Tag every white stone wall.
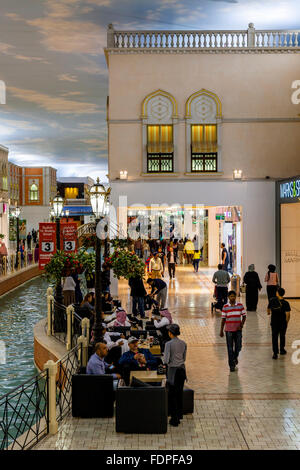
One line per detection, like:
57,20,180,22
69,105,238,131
20,206,51,234
108,53,300,180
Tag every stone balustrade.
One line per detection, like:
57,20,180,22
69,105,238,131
106,23,300,50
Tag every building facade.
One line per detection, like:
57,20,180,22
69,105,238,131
18,167,57,233
105,23,300,282
57,177,94,225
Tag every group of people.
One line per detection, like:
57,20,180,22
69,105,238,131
86,320,187,427
62,263,111,307
212,262,282,313
131,237,203,268
215,261,291,370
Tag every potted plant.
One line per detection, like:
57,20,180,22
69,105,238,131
109,248,145,280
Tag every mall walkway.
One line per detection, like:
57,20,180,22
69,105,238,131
35,266,300,450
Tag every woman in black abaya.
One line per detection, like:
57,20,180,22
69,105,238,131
243,264,262,311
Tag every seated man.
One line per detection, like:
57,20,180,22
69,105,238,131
101,326,129,355
119,336,158,385
86,341,121,389
153,308,173,352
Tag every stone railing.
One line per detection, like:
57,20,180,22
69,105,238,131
0,250,37,277
107,23,300,50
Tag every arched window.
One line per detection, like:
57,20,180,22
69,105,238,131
30,182,39,201
141,90,178,174
185,89,222,173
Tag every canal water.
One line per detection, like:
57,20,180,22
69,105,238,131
0,276,48,398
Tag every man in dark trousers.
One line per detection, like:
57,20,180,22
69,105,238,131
26,232,32,250
220,290,247,372
129,276,146,318
163,324,187,427
147,277,168,309
221,243,229,271
268,287,291,359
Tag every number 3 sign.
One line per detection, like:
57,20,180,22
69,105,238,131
39,223,56,270
61,223,78,253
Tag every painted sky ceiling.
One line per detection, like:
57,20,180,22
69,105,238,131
0,0,299,181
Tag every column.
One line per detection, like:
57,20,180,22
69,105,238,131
208,207,220,267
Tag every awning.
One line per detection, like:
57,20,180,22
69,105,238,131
191,143,218,153
147,143,174,153
63,206,94,216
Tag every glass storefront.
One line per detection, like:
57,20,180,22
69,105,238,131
276,176,300,298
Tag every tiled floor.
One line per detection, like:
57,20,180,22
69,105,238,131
34,266,300,450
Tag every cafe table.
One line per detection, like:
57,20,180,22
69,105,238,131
138,339,161,356
129,370,166,383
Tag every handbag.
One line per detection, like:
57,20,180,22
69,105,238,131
240,283,246,294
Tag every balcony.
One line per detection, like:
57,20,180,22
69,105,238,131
65,198,89,206
106,23,300,51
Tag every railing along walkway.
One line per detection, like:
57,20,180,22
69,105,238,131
0,251,37,278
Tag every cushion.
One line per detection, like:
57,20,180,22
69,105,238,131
131,376,152,388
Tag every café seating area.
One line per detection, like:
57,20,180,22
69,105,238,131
71,299,194,434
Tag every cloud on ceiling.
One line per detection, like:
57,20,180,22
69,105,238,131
8,86,100,114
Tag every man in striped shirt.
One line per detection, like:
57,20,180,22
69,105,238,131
220,290,246,372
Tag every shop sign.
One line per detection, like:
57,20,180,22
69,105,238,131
19,220,27,240
39,222,56,270
60,223,78,253
8,218,26,241
280,178,300,201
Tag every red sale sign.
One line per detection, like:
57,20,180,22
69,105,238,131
39,223,56,270
60,223,78,253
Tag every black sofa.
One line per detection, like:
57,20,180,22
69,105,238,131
116,380,168,433
72,369,115,418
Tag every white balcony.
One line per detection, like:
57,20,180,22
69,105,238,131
65,198,88,206
107,23,300,51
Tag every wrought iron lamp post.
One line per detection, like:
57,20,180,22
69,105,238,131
52,193,64,305
89,178,110,343
14,207,21,269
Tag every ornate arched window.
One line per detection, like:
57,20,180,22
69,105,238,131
185,89,222,173
29,181,39,201
141,90,178,174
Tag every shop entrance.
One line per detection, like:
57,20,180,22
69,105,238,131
124,205,243,275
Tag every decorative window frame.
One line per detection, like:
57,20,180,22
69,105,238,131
141,89,178,174
29,179,39,202
185,89,222,173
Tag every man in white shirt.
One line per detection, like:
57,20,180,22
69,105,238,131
149,252,163,278
167,248,176,279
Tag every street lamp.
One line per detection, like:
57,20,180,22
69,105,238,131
50,207,55,222
14,207,21,269
52,193,64,305
89,178,110,344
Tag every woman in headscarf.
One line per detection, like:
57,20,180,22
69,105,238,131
243,264,262,311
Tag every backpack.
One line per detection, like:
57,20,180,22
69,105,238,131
269,297,286,321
